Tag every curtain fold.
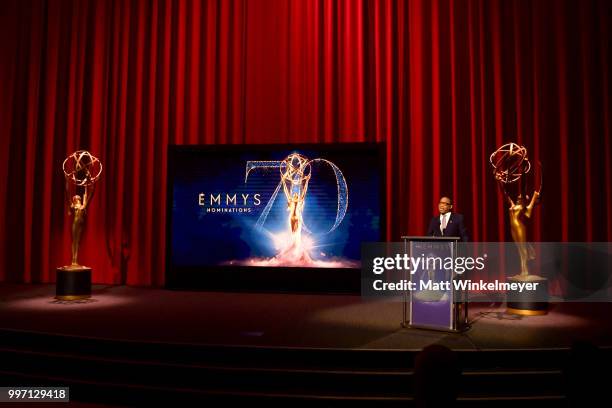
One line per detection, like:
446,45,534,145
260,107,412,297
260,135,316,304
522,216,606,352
1,0,610,285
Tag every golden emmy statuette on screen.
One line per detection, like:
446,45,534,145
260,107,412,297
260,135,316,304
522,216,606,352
490,143,548,315
278,153,312,263
56,150,102,301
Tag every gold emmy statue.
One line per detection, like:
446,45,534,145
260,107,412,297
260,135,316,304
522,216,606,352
56,150,102,300
279,153,312,262
490,142,547,315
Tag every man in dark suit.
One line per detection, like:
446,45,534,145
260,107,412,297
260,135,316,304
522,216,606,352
426,196,469,242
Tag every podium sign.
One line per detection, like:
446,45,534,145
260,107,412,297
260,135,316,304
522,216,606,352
401,236,467,332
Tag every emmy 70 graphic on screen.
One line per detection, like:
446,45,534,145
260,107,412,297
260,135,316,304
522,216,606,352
238,152,353,268
171,144,381,273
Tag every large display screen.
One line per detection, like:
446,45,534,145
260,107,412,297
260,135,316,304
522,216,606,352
166,143,384,291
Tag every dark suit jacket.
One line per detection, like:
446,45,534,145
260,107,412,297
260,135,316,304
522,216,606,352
426,213,469,242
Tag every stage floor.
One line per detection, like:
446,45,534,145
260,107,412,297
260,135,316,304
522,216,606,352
1,284,611,350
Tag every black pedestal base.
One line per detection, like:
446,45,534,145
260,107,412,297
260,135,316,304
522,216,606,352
506,276,548,316
56,266,92,300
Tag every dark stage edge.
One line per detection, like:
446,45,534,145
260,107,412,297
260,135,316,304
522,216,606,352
1,284,612,350
1,285,611,407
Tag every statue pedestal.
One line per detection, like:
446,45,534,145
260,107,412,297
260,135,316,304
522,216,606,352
506,275,548,316
56,266,91,300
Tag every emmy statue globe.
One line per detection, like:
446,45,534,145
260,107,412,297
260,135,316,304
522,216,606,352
56,150,102,300
490,143,548,315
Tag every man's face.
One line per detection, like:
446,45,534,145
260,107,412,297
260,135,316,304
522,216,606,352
438,197,453,215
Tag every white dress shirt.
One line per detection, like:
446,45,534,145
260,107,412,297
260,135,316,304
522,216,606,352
440,212,450,234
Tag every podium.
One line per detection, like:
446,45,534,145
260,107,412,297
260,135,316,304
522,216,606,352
400,236,468,332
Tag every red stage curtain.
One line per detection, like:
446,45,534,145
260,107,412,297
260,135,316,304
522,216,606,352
0,0,610,285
